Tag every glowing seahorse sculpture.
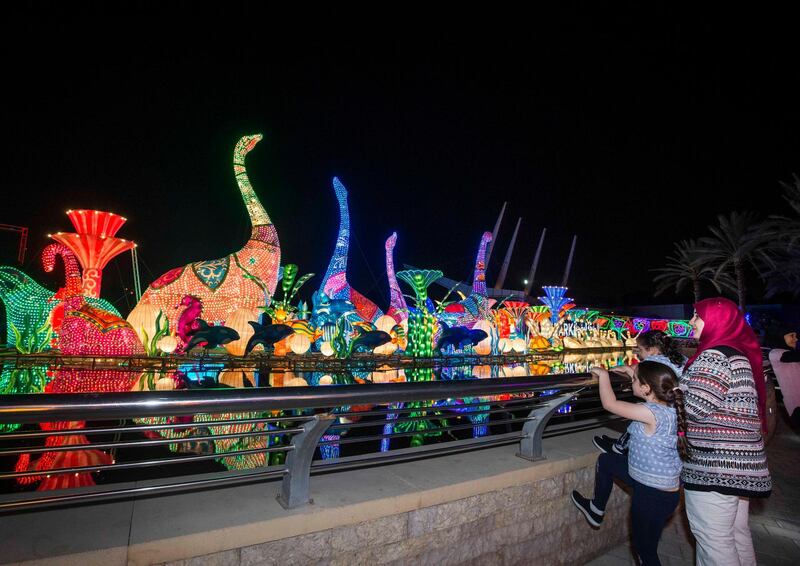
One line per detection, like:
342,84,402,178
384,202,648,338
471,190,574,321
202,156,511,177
443,231,493,328
385,232,408,324
315,177,383,323
135,134,280,329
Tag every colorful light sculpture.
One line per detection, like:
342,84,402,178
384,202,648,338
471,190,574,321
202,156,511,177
15,246,144,489
0,266,55,351
135,134,281,329
443,232,493,328
385,232,408,324
0,265,119,353
471,231,492,296
316,177,383,323
42,244,144,358
397,270,442,358
538,286,573,324
49,209,135,298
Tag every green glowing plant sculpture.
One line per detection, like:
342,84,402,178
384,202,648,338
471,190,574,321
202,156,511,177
10,315,52,355
0,367,49,432
258,264,315,324
397,270,442,358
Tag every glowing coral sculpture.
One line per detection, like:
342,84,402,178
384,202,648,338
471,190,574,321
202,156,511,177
538,286,573,324
50,209,135,298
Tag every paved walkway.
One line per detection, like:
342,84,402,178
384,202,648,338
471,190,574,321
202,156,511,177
585,415,800,565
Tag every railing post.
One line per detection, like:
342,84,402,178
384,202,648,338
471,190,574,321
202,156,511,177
517,389,582,461
277,413,335,509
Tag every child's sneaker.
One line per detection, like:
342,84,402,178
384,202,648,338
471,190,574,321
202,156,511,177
613,432,630,454
593,434,627,455
592,435,615,454
571,490,604,528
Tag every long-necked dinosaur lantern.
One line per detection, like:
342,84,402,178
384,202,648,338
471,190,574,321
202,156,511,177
1,134,695,364
134,134,280,330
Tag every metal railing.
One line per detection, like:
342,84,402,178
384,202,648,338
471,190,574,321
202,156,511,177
0,372,628,512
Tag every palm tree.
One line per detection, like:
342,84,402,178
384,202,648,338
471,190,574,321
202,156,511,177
756,176,800,298
697,211,767,310
653,239,734,303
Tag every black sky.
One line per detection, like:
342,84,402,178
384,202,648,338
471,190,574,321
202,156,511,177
2,24,798,313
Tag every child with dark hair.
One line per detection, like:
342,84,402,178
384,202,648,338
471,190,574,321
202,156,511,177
593,330,687,455
571,361,688,566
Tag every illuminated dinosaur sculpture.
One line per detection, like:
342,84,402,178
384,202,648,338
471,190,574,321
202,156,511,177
385,232,408,324
314,177,383,323
135,134,280,329
442,231,493,328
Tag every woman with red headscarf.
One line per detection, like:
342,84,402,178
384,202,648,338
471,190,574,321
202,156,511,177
682,297,771,566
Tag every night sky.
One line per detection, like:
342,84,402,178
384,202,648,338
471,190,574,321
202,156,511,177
3,26,798,314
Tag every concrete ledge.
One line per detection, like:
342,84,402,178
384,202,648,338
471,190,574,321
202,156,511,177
1,424,627,566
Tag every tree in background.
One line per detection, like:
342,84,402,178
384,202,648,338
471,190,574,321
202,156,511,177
653,239,734,303
697,211,769,310
757,176,800,299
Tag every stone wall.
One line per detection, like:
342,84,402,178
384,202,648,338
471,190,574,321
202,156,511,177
161,464,632,566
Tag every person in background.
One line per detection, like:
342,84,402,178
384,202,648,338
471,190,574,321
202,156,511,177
682,297,771,566
780,330,799,362
571,361,688,566
593,330,687,455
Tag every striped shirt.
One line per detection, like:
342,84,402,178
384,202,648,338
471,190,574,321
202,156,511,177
681,347,771,497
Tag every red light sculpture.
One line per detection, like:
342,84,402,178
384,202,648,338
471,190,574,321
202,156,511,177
49,209,135,298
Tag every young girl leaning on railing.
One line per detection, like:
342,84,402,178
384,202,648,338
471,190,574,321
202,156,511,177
570,361,689,566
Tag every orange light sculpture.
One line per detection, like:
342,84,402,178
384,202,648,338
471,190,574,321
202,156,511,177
50,209,135,298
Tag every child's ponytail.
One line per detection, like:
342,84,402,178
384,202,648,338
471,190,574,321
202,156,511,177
670,387,690,462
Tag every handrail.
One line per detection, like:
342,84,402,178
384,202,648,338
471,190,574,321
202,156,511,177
0,373,595,423
0,371,616,511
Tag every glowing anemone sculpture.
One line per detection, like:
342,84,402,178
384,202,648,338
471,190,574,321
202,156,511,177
49,210,135,298
499,300,529,338
397,269,442,358
538,286,573,324
135,134,281,329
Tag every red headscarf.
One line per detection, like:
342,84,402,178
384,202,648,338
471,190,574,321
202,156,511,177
685,297,766,433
